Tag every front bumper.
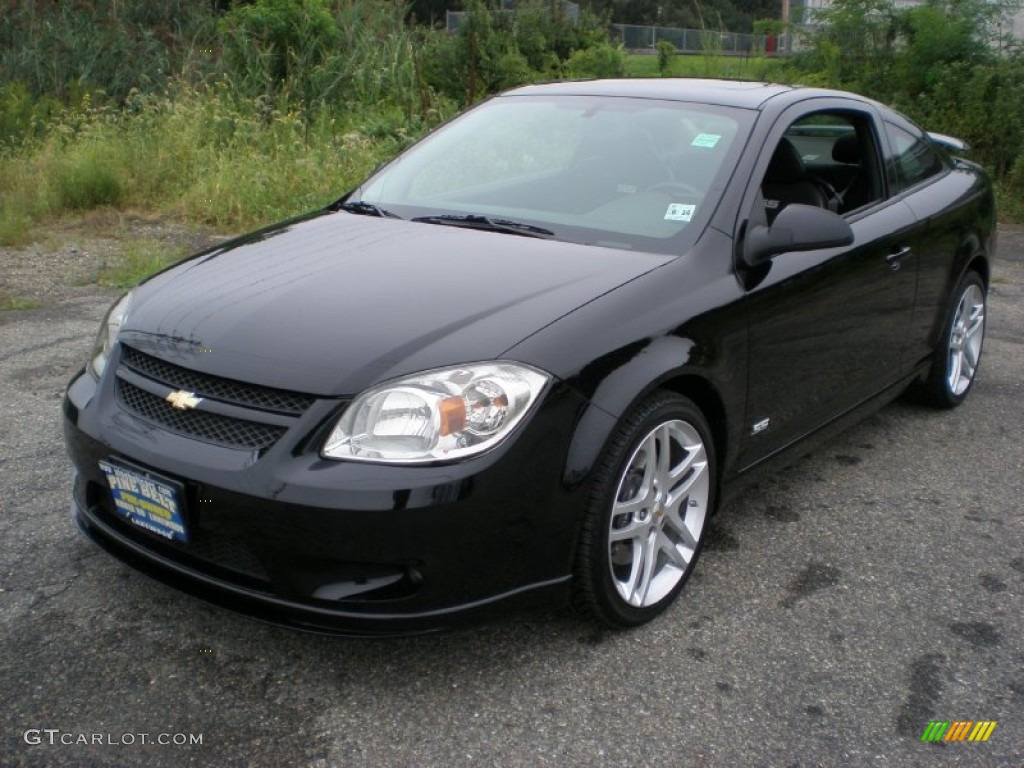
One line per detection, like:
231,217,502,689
63,368,589,635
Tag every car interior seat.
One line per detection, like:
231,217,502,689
832,132,872,213
762,138,839,223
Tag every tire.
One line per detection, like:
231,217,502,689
912,270,987,409
573,391,715,628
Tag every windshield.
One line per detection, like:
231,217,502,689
352,94,753,255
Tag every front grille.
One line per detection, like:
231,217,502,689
117,379,287,450
85,479,272,587
187,531,270,582
121,345,315,415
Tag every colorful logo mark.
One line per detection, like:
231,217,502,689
920,721,997,742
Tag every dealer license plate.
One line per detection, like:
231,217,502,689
99,459,188,543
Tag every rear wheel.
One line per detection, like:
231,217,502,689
573,392,714,628
912,270,986,408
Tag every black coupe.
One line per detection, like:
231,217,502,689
63,79,994,634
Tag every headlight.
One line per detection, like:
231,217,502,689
89,291,133,378
322,362,551,463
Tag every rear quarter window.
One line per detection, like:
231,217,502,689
885,122,946,191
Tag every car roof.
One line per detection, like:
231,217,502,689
504,78,855,111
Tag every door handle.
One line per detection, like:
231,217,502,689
886,246,912,270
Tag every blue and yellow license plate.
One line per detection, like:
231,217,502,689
99,459,188,543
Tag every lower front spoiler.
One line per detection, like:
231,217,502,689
73,498,572,637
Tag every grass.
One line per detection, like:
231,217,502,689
996,183,1024,224
96,238,190,289
0,294,41,311
0,199,32,246
624,52,789,81
0,84,428,250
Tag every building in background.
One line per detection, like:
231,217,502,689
792,0,1024,47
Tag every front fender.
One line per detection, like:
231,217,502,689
502,228,748,494
561,335,701,488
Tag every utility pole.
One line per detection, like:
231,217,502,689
782,0,791,55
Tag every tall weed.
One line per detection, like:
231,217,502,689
0,0,217,103
219,0,421,116
55,145,125,210
0,83,429,244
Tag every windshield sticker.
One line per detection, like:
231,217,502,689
691,133,721,149
665,203,696,222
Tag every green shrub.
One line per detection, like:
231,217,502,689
655,40,676,77
566,43,626,79
220,0,340,102
1006,152,1024,197
421,0,620,102
0,82,63,148
491,51,536,90
797,0,897,89
55,145,124,211
513,0,611,71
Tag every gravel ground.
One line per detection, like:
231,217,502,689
0,214,225,308
0,220,1021,767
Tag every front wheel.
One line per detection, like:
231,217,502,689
912,270,987,408
573,392,714,628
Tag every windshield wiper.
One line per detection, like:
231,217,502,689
411,214,554,239
334,200,400,218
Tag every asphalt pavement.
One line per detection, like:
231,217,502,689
1,229,1021,767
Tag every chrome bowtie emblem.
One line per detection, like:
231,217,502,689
166,390,202,410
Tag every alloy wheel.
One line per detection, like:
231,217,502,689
947,283,985,396
607,419,710,608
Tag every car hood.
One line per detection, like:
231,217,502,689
123,211,672,396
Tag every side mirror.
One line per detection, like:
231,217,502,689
742,204,854,267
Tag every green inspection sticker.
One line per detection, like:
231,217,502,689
691,133,721,149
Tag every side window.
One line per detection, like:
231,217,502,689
885,122,945,191
759,111,883,223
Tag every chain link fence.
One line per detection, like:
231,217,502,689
610,24,791,56
446,2,580,31
443,13,791,56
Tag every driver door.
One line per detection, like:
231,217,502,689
736,105,918,470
